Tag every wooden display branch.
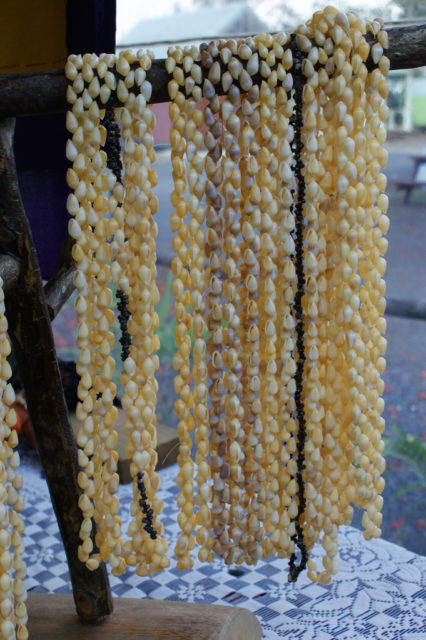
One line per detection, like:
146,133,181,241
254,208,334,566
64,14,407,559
43,234,76,319
0,19,425,638
0,118,113,623
27,594,262,640
0,23,425,119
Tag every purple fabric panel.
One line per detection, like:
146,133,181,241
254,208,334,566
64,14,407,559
15,114,69,280
14,0,116,280
66,0,116,55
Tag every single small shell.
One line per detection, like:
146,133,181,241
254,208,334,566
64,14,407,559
165,56,176,73
66,140,78,161
68,218,82,239
73,74,84,94
371,42,384,64
88,77,100,98
97,59,108,78
221,71,233,93
66,85,77,104
117,80,129,103
220,47,232,64
228,57,243,80
100,84,111,104
238,42,252,60
141,80,152,101
105,71,116,90
183,66,198,88
302,58,315,77
239,69,253,91
378,29,389,49
203,78,216,100
66,111,79,133
183,55,193,73
116,55,130,76
208,61,221,84
296,33,312,52
65,60,78,80
260,60,271,78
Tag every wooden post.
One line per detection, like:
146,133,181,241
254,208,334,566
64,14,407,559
0,117,113,622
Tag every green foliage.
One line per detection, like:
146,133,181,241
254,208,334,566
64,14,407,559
156,272,177,363
383,425,426,499
155,271,211,365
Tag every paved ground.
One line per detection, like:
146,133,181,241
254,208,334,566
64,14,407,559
385,134,426,302
383,131,426,449
154,138,426,304
51,133,426,556
368,134,426,554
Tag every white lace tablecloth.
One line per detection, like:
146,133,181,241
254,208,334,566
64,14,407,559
20,451,426,640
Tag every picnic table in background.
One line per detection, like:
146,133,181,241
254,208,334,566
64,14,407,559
394,154,426,202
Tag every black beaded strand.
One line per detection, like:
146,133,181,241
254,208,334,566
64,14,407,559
103,105,123,181
104,107,156,541
102,105,131,362
288,36,308,583
137,471,157,539
116,290,131,361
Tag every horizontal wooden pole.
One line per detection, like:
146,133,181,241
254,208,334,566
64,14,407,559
0,23,425,118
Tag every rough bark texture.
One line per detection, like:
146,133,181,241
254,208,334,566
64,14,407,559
0,117,112,623
44,234,76,320
0,254,20,291
0,23,425,118
378,22,426,70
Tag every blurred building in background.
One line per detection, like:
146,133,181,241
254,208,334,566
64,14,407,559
118,2,268,144
118,5,426,137
387,68,426,133
118,2,267,57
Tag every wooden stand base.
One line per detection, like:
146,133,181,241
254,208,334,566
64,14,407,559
27,593,262,639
